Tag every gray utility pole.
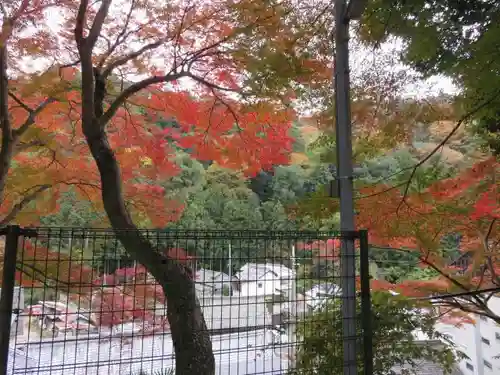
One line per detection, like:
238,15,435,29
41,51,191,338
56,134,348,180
333,1,367,375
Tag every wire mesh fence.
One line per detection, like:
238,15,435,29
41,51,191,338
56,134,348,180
0,226,371,375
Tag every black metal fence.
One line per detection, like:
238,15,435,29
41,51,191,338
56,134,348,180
0,226,372,375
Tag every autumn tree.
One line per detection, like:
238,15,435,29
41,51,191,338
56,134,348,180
1,2,184,227
0,1,59,224
356,157,500,322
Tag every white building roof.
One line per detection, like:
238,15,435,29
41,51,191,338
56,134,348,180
195,269,236,287
235,263,295,282
9,329,288,375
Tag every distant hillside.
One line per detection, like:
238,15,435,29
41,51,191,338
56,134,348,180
289,112,490,171
410,120,489,168
295,117,321,146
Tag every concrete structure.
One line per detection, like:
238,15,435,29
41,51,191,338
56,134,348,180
199,295,272,330
435,297,500,375
8,329,288,375
8,294,286,375
194,269,238,296
304,283,341,309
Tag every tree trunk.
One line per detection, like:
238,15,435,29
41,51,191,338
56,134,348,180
83,127,215,373
0,45,15,206
76,48,215,373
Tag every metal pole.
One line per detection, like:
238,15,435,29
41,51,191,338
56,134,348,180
0,225,21,375
359,230,373,375
288,244,297,368
334,1,358,374
227,243,232,276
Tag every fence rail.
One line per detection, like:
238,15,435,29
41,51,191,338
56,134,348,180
0,226,372,375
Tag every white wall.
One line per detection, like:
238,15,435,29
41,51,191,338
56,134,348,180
436,297,500,375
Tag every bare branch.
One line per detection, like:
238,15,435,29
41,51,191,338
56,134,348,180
97,0,136,70
87,0,112,48
0,42,13,202
99,71,185,127
172,5,196,68
14,97,57,137
0,184,51,225
15,139,46,153
59,60,81,71
484,218,500,286
185,71,242,94
8,91,32,112
74,0,89,44
486,218,497,243
102,38,166,78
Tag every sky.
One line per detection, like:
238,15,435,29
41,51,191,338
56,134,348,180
350,36,459,98
12,5,460,101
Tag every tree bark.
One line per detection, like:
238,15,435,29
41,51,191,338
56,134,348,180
83,124,215,374
76,39,215,375
0,45,15,206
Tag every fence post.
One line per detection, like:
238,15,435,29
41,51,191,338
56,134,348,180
0,225,21,375
359,230,373,375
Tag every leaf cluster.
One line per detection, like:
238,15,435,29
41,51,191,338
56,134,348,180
291,291,462,375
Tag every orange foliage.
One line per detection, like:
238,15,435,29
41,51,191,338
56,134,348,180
0,79,295,226
297,238,341,260
357,157,500,297
1,0,336,226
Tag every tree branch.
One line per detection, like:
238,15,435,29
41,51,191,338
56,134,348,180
97,0,136,71
15,139,46,153
396,90,500,213
0,43,13,204
8,91,32,112
102,38,167,78
0,184,51,225
99,71,185,127
74,0,89,44
87,0,112,48
13,97,57,137
484,218,499,286
185,71,242,94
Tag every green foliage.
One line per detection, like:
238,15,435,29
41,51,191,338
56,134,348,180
45,126,338,266
177,165,264,231
270,165,308,204
359,0,500,154
161,151,207,200
356,148,456,193
290,122,307,153
261,200,296,230
291,291,461,375
40,189,103,227
221,285,231,296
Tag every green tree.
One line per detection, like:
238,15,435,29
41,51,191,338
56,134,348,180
270,165,308,204
40,189,104,227
356,149,456,193
292,291,461,375
260,200,296,230
290,122,307,153
162,151,205,190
